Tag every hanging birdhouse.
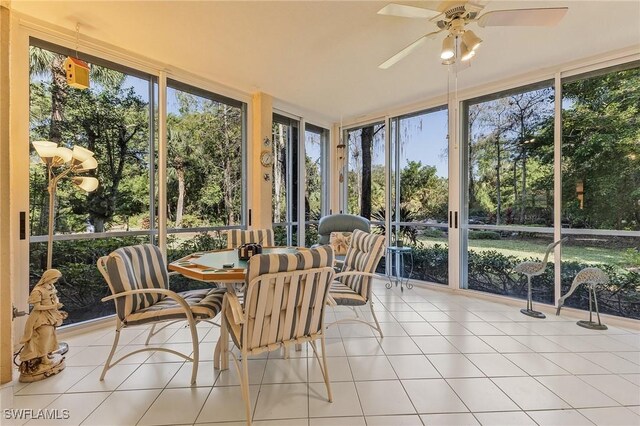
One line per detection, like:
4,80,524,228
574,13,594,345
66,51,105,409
64,57,90,90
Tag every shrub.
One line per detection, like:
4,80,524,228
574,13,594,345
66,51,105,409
469,230,501,240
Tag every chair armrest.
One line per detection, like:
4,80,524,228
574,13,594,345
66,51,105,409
101,288,197,323
326,293,337,306
224,292,245,325
334,271,380,281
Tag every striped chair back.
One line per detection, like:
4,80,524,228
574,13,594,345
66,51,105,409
340,229,385,301
227,228,275,249
102,244,168,321
234,245,334,353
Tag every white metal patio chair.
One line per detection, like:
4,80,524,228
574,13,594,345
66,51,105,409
227,228,275,248
214,245,335,426
326,229,386,337
97,244,226,384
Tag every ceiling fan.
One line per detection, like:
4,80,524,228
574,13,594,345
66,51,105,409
378,1,568,69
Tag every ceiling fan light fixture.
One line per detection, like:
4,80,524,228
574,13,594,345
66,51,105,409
460,40,475,61
462,30,482,51
440,35,455,60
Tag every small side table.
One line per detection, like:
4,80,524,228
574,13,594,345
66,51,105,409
386,246,414,291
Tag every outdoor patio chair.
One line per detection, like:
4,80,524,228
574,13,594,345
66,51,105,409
316,214,370,269
227,228,275,248
317,214,370,245
97,244,226,384
326,229,386,337
215,245,335,426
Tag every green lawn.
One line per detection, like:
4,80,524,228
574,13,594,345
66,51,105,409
417,236,635,267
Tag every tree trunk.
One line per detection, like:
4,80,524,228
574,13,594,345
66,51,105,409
175,166,185,228
360,126,373,219
93,217,105,233
49,55,67,143
520,152,527,224
468,143,476,209
222,106,235,225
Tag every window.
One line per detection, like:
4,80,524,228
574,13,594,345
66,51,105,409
464,82,556,302
165,80,246,272
346,123,386,221
272,114,299,246
391,107,449,284
29,41,155,324
304,123,328,247
561,64,640,319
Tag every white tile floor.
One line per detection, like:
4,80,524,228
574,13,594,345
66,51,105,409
2,280,640,426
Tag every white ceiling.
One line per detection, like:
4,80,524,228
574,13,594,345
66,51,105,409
12,0,640,124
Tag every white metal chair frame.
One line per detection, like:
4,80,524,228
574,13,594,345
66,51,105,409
97,257,219,385
215,267,335,426
326,270,384,337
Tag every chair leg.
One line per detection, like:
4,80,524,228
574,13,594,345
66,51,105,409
100,327,121,381
237,351,251,426
187,315,200,385
370,302,383,338
318,337,333,402
145,323,157,346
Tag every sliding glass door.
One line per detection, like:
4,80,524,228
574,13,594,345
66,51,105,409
463,82,556,303
272,114,299,246
391,107,449,285
560,64,640,319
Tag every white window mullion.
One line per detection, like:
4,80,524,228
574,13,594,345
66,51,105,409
299,119,306,246
553,72,563,307
158,71,168,260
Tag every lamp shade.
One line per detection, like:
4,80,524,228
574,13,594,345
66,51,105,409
462,30,482,52
460,41,476,61
77,156,98,171
54,147,73,164
72,146,95,162
32,141,58,159
440,35,455,60
73,176,99,192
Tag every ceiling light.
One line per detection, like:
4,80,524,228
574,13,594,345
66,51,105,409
440,35,455,60
462,30,482,51
460,41,476,61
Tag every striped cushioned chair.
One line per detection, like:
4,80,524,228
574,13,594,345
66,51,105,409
327,229,386,337
215,245,335,426
97,244,226,385
226,228,275,248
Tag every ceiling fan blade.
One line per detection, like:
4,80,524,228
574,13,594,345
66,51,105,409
379,31,441,69
378,3,440,19
478,7,568,27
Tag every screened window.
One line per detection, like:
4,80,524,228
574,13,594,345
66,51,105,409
29,41,155,324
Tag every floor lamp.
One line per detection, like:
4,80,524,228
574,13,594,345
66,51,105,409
31,141,99,356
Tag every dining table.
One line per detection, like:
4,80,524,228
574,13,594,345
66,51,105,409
168,246,304,370
168,246,301,284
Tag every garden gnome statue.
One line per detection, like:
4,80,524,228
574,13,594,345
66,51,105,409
18,269,68,382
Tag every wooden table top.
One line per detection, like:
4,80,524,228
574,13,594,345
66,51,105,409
168,247,300,282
